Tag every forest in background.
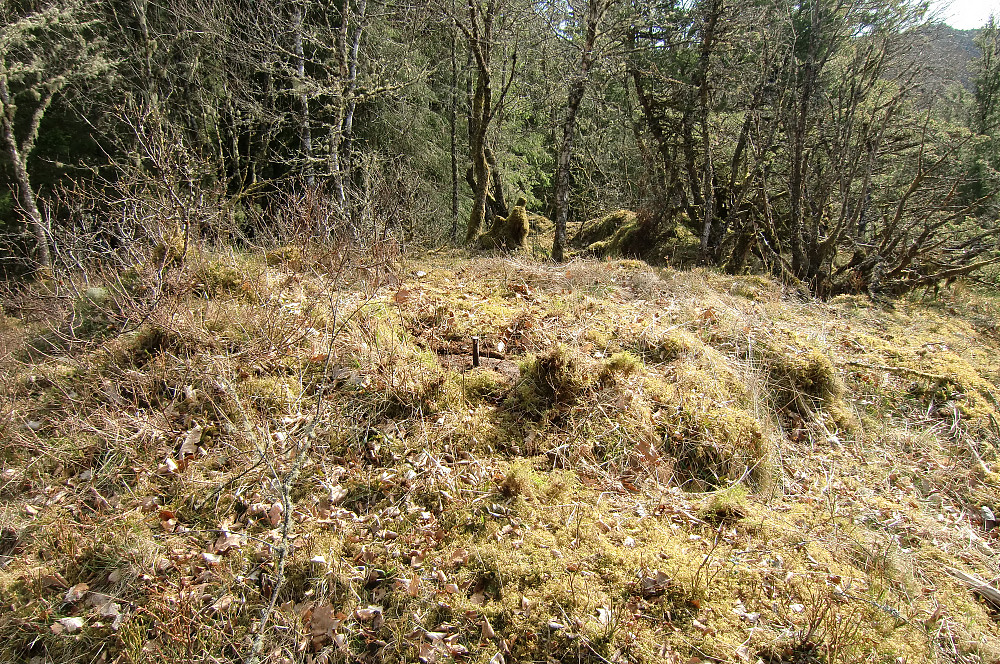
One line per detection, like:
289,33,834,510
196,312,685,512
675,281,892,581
2,0,1000,296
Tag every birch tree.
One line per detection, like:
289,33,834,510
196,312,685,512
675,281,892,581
0,0,110,268
550,0,613,262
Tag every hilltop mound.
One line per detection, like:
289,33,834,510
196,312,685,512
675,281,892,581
2,248,999,663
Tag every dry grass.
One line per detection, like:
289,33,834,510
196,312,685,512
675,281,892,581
1,247,999,663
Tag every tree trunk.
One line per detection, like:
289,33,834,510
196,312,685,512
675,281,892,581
292,6,314,187
450,11,460,241
0,73,52,269
552,0,605,263
467,75,491,242
341,0,367,183
552,87,584,262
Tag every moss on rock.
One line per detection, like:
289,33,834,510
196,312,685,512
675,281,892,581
479,197,530,252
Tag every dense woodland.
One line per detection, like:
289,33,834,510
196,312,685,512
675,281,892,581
2,0,1000,295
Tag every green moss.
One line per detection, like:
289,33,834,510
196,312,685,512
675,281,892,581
909,348,999,425
264,245,303,268
662,402,774,491
635,329,703,362
150,232,186,268
461,368,510,403
756,331,854,429
699,484,749,524
193,259,245,298
239,376,302,415
599,352,643,382
578,210,648,258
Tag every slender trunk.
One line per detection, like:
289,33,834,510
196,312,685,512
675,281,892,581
0,73,51,268
328,0,352,213
293,6,314,187
552,0,604,262
467,78,490,242
342,0,367,180
486,147,508,219
696,0,721,261
450,11,460,240
3,137,51,268
552,86,584,262
789,2,821,278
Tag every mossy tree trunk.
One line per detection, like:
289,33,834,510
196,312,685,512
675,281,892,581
467,73,492,242
292,6,314,187
456,0,519,244
450,6,461,241
0,81,52,268
0,2,108,271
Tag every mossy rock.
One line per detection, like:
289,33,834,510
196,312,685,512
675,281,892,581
527,213,552,234
576,210,651,259
479,197,530,252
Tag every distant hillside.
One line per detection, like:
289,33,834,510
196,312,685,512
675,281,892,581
913,22,981,93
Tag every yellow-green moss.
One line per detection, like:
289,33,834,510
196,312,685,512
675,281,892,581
479,197,530,252
755,330,855,430
635,329,703,362
239,376,302,415
600,352,643,382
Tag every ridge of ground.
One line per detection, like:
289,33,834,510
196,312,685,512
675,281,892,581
1,246,999,664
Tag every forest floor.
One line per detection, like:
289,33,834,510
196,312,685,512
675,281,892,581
2,244,1000,664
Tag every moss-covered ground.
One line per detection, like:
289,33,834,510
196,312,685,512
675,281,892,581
2,246,999,663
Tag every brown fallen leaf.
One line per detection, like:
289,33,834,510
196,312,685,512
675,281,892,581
354,605,382,621
268,502,284,527
213,530,243,554
64,583,89,603
211,594,234,614
40,572,69,589
179,425,202,459
450,549,469,567
309,603,340,640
